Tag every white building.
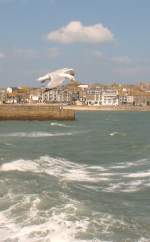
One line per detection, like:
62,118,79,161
85,88,119,106
29,88,42,103
6,87,13,94
101,90,119,106
0,88,6,104
41,88,72,104
119,95,134,104
85,88,102,105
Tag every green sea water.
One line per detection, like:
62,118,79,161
0,111,150,242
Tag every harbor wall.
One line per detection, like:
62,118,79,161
0,104,75,121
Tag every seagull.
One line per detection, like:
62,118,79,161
37,68,75,89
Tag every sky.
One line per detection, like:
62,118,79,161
0,0,150,87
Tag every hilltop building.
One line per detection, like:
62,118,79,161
1,81,150,107
0,88,6,104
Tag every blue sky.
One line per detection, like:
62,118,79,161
0,0,150,87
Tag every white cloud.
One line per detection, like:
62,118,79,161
47,21,114,44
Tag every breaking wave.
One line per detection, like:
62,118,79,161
0,156,150,241
50,122,69,127
1,156,150,193
0,132,73,138
0,156,110,183
0,193,149,242
0,194,92,242
109,131,127,137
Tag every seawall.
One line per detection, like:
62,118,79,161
0,104,75,121
64,105,150,112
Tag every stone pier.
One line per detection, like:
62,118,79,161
0,104,75,121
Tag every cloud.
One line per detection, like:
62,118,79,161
47,21,114,44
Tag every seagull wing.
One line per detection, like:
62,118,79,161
47,74,64,89
37,73,51,83
37,68,76,89
64,68,75,77
59,73,75,81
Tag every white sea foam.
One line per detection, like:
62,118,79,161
1,156,150,193
0,193,100,242
109,131,126,137
109,132,118,136
0,191,139,242
0,131,73,138
50,122,68,127
103,180,145,193
0,156,111,184
0,210,100,242
124,170,150,178
0,185,149,241
138,238,150,242
110,159,148,169
0,159,39,172
4,142,13,146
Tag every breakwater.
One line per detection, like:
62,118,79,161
0,104,75,120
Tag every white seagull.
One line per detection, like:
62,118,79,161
37,68,75,89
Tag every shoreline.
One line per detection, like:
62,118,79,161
63,105,150,112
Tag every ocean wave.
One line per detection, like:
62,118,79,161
0,131,73,138
108,131,127,137
0,191,149,242
124,170,150,178
0,194,98,242
103,180,145,193
1,156,150,193
50,122,69,127
1,155,150,241
110,159,148,169
0,159,39,173
0,156,111,183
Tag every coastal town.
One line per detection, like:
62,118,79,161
0,81,150,107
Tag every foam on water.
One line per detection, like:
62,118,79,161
1,156,150,241
0,156,111,183
124,170,150,178
110,159,148,169
0,193,100,242
109,132,118,136
103,180,146,193
0,191,147,242
1,156,150,193
138,238,150,242
0,131,73,138
50,122,69,127
0,159,39,172
108,131,127,137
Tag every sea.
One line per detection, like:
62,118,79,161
0,111,150,242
